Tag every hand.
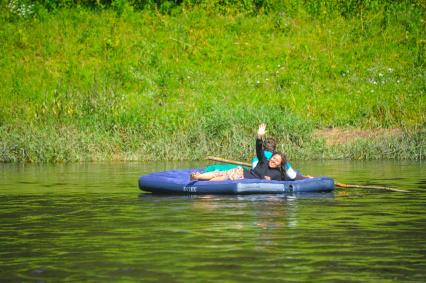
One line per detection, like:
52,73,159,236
264,176,271,180
257,123,266,138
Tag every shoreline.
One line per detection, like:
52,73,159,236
1,126,424,162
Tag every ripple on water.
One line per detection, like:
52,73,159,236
0,161,425,282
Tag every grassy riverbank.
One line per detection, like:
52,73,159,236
1,1,425,162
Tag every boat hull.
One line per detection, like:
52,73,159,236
139,169,335,194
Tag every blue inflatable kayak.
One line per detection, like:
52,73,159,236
139,169,334,194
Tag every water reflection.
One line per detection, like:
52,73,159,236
138,192,335,201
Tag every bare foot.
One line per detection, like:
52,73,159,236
190,172,201,180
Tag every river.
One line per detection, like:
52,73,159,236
1,161,425,282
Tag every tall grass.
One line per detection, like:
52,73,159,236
0,1,425,162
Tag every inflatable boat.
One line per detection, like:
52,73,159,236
139,169,334,194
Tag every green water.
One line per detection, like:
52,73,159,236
1,161,425,282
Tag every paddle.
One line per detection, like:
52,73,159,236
206,156,408,193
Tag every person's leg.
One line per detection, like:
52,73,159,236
201,167,243,181
191,171,219,180
209,175,230,181
191,168,242,181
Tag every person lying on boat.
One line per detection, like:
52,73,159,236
191,124,287,181
250,137,309,180
204,130,310,180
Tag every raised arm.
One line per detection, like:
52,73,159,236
256,123,266,162
257,123,266,139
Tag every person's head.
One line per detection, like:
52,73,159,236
268,152,286,169
263,138,277,152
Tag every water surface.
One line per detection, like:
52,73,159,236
1,161,425,282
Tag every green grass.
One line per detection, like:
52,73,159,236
0,1,425,162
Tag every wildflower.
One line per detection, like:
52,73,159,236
8,0,34,18
340,70,349,77
368,78,377,85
